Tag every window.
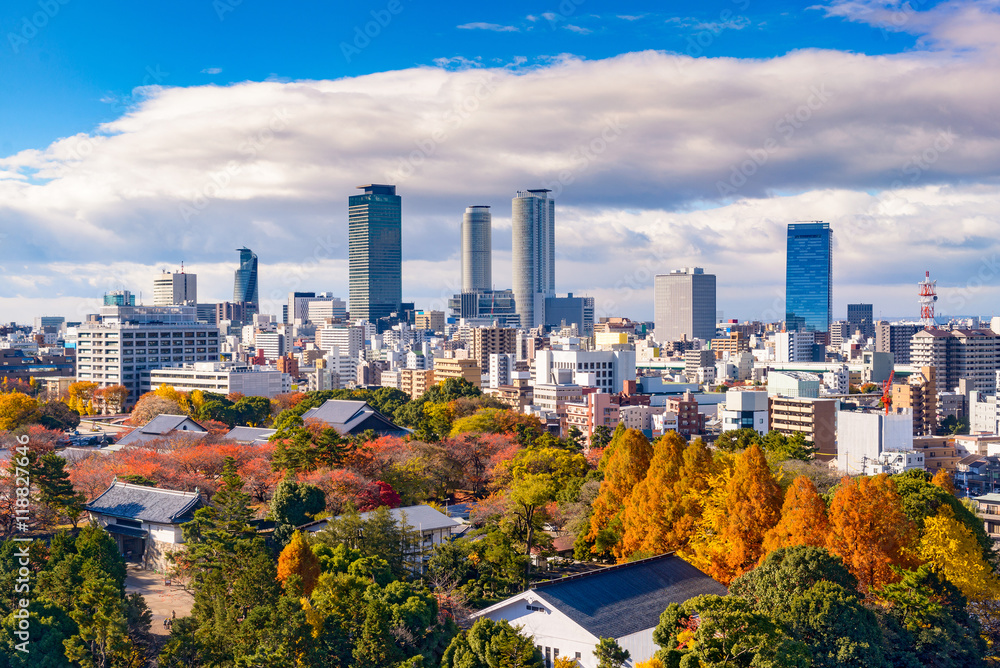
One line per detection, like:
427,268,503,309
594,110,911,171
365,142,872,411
526,604,547,613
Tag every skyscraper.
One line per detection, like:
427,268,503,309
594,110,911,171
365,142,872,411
154,270,197,306
462,205,492,293
653,267,717,343
349,184,402,322
512,189,555,329
785,222,832,333
847,303,874,340
234,247,259,315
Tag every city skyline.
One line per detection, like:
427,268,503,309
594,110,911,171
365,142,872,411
3,1,1000,324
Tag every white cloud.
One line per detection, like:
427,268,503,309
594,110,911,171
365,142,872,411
564,24,592,34
201,67,223,75
1,1,1000,322
457,22,519,32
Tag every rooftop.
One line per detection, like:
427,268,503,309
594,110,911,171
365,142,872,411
86,480,202,524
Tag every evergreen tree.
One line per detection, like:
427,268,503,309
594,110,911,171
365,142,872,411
36,452,85,517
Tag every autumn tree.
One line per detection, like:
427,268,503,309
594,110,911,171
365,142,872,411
66,381,98,416
930,467,957,495
129,393,183,426
618,435,715,561
586,429,653,559
682,443,783,585
94,385,129,414
827,474,915,591
0,392,38,430
277,531,321,596
761,475,830,556
918,505,1000,603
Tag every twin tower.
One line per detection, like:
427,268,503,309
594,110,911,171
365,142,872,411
463,189,555,329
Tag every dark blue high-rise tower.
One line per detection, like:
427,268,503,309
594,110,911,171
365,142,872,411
785,222,832,333
349,184,402,322
233,247,259,315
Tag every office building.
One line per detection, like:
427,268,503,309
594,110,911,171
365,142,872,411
154,271,197,306
104,290,136,307
286,292,347,325
414,310,445,333
316,325,364,359
462,205,492,293
910,328,1000,394
545,293,596,337
349,184,402,322
233,247,259,315
653,268,717,343
847,303,874,340
512,189,555,329
76,305,221,406
785,222,832,333
448,289,520,328
534,349,636,393
775,330,816,363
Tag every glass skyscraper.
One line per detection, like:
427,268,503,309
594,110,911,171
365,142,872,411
233,247,259,315
462,205,492,293
512,189,555,329
349,184,402,322
785,222,832,333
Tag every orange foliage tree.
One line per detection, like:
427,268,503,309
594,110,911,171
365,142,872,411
617,434,715,562
277,530,320,596
682,443,783,585
761,475,830,556
585,428,653,558
931,467,957,496
827,474,915,591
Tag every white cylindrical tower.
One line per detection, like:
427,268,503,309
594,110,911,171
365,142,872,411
462,206,492,293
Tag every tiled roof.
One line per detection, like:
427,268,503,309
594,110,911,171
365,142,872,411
300,400,408,436
85,480,202,524
528,553,727,639
225,426,277,443
301,504,461,533
114,414,208,448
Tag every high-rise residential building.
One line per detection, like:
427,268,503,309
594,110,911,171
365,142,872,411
785,222,832,333
153,271,197,306
233,247,259,315
469,326,518,373
768,395,838,458
910,328,1000,394
847,303,874,340
462,205,492,293
653,268,717,344
512,189,555,329
349,184,402,322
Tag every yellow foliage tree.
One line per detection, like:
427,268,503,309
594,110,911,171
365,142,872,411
919,505,1000,603
761,475,830,557
0,392,39,431
635,659,665,668
154,384,192,415
827,474,915,591
618,435,715,561
277,531,321,597
586,429,653,558
681,443,783,586
553,657,579,668
67,381,98,415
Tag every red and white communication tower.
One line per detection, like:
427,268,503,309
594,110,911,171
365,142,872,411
919,270,938,328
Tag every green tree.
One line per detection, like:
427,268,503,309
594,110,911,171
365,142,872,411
714,428,763,453
506,473,558,585
440,618,544,668
270,478,325,545
36,452,85,521
594,637,631,668
353,597,404,667
591,425,613,449
62,575,138,668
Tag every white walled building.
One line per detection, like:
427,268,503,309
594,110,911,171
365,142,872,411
822,365,850,395
719,390,769,434
153,271,197,306
534,349,636,393
837,410,916,475
142,362,291,398
774,330,814,363
489,353,516,389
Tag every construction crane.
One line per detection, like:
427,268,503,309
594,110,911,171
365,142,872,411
880,370,895,416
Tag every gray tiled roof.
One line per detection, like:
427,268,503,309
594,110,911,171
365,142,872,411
85,480,202,524
301,504,462,533
115,414,208,448
530,553,727,639
300,400,408,436
225,426,277,443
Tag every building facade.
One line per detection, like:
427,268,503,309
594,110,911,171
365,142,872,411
233,247,259,315
768,395,837,458
462,205,492,293
911,328,1000,394
653,267,717,343
349,184,402,321
512,189,555,329
153,271,197,306
785,222,832,333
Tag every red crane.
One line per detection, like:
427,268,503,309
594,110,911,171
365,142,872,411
880,370,895,415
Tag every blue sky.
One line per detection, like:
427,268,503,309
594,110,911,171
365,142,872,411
1,0,998,324
2,0,932,157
